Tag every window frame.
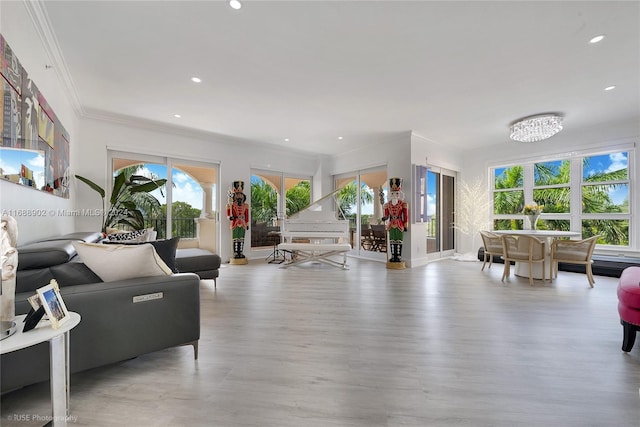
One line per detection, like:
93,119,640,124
489,145,634,250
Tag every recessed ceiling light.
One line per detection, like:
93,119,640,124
174,114,181,118
604,85,616,91
338,136,343,140
284,138,289,142
191,77,201,83
229,0,242,10
589,34,605,44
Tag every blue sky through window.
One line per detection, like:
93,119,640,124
493,152,628,206
129,163,203,210
583,152,628,206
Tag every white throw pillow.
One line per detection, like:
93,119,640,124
72,242,172,282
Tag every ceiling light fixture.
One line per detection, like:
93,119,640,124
338,136,343,140
191,77,201,83
174,114,181,118
589,34,605,44
509,114,564,143
229,0,242,10
284,138,289,142
604,85,616,91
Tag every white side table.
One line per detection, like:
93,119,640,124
1,312,81,427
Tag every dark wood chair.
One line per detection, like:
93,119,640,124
360,227,374,251
370,224,387,252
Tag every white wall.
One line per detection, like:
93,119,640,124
459,117,640,257
0,1,78,245
75,116,321,262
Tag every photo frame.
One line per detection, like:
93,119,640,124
36,279,69,329
27,293,42,312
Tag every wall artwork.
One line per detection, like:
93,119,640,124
0,33,70,198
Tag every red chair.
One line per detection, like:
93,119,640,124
617,266,640,352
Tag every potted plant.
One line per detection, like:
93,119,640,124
75,170,166,234
522,203,544,230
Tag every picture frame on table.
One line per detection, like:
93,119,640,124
36,279,69,329
27,293,43,312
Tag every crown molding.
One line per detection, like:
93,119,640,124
23,0,85,116
82,107,320,158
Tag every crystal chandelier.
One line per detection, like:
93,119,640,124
509,114,564,143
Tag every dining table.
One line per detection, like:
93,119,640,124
492,229,581,279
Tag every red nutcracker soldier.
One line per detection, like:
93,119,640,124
227,181,250,264
382,177,408,268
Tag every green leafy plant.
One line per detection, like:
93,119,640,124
75,171,167,233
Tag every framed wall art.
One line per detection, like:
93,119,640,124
1,33,70,198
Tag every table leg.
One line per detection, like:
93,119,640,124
49,333,69,427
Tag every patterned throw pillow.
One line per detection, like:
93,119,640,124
107,229,149,242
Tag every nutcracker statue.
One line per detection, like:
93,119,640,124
227,181,250,265
382,177,408,269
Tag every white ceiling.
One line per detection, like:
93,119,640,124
41,1,639,156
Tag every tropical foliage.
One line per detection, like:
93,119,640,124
336,182,374,218
250,179,278,223
155,201,201,239
493,157,629,245
285,181,311,217
75,168,166,233
250,178,311,223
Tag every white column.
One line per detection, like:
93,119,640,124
200,182,214,219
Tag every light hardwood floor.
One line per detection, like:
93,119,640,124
1,257,639,426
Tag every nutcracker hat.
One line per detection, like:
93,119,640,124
231,181,245,193
389,177,403,191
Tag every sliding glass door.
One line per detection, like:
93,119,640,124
335,166,388,261
421,166,456,259
108,151,219,251
250,169,311,250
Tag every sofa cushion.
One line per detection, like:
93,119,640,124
17,240,78,270
16,268,56,294
175,248,221,273
72,242,173,282
51,262,103,287
102,237,180,273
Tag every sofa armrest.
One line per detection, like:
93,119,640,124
3,273,200,392
61,273,201,372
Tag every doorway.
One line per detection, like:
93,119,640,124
108,150,220,252
417,165,456,259
334,166,388,262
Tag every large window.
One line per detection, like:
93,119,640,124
491,149,632,248
493,165,524,230
108,151,219,250
581,152,630,245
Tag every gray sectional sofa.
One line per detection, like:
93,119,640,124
1,232,220,393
